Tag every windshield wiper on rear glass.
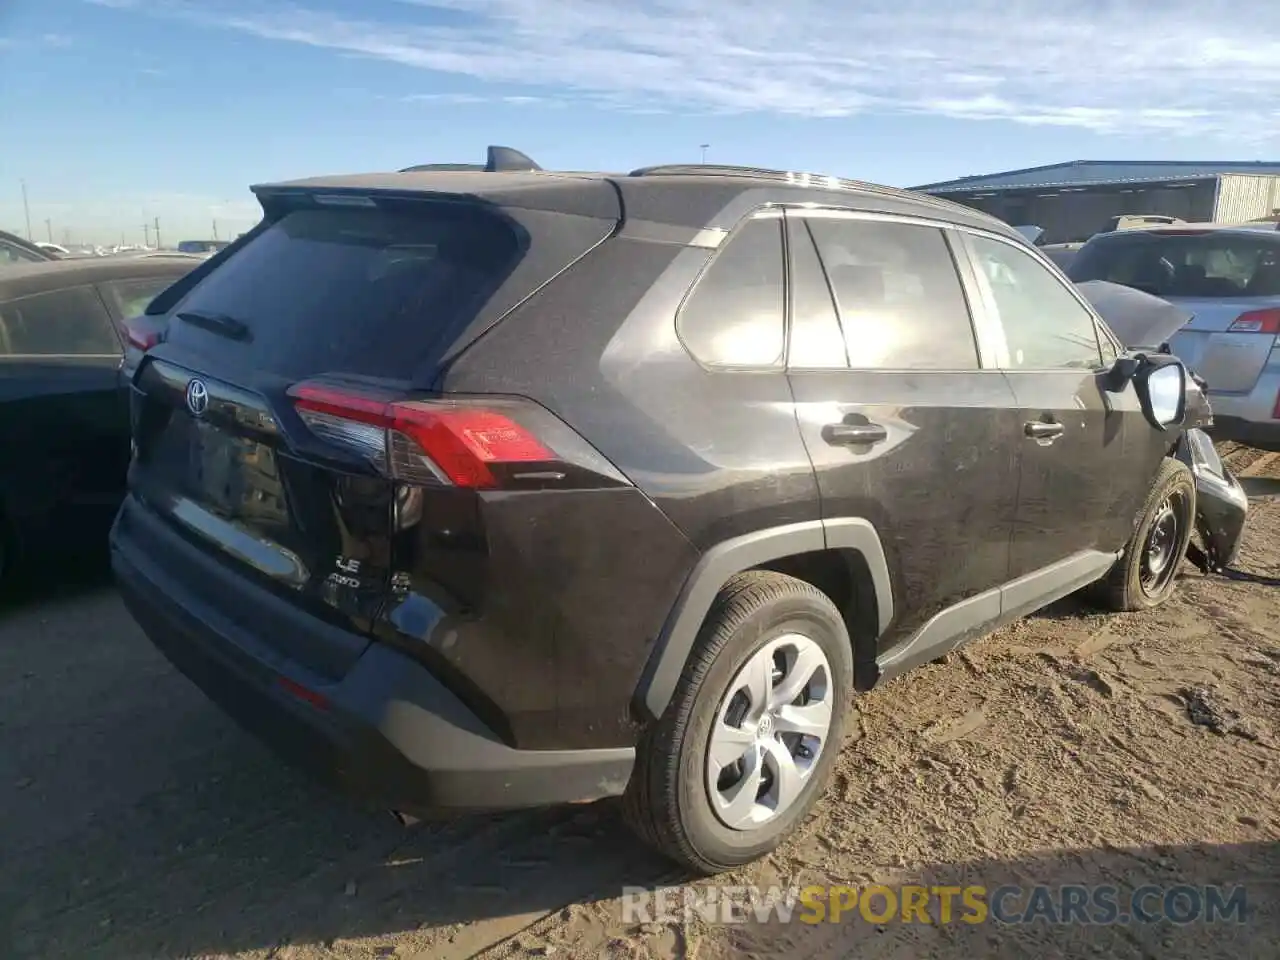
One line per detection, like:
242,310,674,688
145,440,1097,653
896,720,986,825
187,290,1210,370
175,310,252,341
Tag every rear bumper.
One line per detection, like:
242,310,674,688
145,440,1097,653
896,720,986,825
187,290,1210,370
1202,370,1280,449
110,496,635,814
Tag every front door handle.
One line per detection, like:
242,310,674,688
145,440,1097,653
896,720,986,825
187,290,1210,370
1024,420,1065,441
823,422,888,446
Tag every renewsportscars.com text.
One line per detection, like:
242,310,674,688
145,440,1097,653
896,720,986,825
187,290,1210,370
621,883,1248,926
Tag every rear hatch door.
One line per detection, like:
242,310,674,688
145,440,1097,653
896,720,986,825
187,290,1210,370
127,188,618,676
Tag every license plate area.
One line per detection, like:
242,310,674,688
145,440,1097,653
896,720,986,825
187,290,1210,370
178,418,289,527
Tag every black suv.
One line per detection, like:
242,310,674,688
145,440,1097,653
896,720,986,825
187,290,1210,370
111,148,1245,874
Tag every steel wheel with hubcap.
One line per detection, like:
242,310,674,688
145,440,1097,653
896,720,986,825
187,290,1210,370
706,634,833,830
623,570,853,875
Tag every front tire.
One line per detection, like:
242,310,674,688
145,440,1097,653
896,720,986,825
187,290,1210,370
1094,457,1196,612
623,571,853,875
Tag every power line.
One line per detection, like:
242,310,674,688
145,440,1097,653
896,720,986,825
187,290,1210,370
20,180,32,241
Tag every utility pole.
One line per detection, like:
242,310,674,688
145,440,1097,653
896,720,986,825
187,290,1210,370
44,219,52,243
154,216,161,250
700,143,710,164
20,179,32,241
212,218,219,241
143,222,151,246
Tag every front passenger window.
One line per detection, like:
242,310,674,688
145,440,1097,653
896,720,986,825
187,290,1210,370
969,236,1104,370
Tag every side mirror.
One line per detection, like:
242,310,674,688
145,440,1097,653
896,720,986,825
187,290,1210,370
1134,356,1187,431
1102,355,1141,393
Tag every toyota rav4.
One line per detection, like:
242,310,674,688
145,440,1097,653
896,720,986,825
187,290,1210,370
111,148,1247,874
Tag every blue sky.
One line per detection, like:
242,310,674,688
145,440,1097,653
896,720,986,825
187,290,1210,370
2,0,1279,245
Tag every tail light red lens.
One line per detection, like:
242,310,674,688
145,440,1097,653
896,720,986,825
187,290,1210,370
287,383,613,490
1227,308,1280,334
122,316,166,350
276,676,329,711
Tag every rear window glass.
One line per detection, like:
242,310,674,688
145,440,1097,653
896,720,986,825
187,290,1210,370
167,204,520,378
1070,232,1280,298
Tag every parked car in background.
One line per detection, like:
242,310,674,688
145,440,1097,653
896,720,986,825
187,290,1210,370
1041,242,1083,271
1069,225,1280,450
1102,214,1185,233
0,256,198,582
111,149,1241,874
176,239,231,257
0,230,57,267
34,242,71,258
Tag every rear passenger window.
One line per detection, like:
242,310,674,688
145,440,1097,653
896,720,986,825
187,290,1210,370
0,286,120,356
677,217,785,369
786,218,848,369
806,218,979,369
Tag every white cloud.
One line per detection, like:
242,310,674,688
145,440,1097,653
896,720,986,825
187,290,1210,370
0,32,75,48
82,0,1280,139
397,91,562,106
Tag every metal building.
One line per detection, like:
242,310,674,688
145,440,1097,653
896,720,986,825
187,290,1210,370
911,161,1280,243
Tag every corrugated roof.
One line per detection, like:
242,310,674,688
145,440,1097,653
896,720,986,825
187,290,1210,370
911,160,1280,193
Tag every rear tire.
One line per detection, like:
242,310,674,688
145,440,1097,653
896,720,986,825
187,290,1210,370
623,571,853,875
1093,458,1195,612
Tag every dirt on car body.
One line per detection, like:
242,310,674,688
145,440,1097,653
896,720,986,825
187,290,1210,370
3,444,1278,959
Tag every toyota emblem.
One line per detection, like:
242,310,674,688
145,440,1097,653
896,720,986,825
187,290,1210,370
186,378,210,417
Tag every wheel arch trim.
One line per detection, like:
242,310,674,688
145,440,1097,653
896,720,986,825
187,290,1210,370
635,518,893,721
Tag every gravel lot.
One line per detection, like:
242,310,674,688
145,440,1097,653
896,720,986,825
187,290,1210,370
4,446,1279,959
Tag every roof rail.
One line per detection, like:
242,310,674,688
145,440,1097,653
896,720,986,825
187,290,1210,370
399,145,543,175
400,163,486,172
629,163,981,215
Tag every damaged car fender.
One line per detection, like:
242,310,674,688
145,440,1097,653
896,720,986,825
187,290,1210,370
1080,279,1248,574
1176,427,1248,574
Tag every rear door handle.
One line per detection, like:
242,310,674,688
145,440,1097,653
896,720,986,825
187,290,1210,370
1024,420,1065,441
823,423,888,446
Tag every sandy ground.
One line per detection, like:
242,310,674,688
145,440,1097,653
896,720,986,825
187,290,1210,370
3,445,1278,959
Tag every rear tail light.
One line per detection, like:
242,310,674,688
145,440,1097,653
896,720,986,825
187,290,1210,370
122,315,167,350
287,382,628,490
276,676,329,711
1227,308,1280,334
